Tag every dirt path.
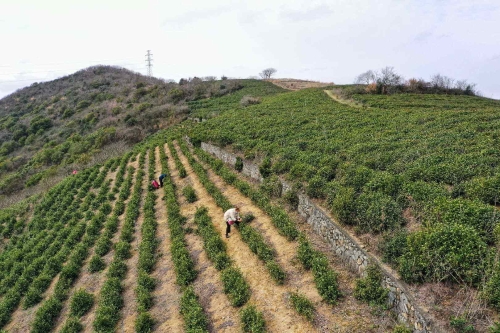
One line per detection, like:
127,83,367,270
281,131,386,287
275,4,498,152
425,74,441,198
119,152,148,332
170,143,316,333
149,146,184,332
165,144,236,333
324,89,364,108
186,143,394,333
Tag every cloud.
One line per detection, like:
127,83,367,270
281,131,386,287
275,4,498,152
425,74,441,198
162,6,233,28
279,4,333,22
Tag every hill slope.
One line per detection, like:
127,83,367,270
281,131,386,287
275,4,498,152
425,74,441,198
1,70,500,331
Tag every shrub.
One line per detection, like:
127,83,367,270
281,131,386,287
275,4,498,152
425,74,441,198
60,317,83,333
330,186,357,224
427,198,500,244
490,322,500,333
70,289,94,317
240,95,261,107
283,189,299,210
354,265,388,307
240,305,266,333
88,255,106,273
182,185,198,203
392,324,412,333
266,260,286,285
379,229,408,266
399,224,488,284
450,315,475,333
235,156,244,172
289,293,315,322
180,287,208,332
259,157,272,178
221,267,251,307
135,312,155,333
311,254,341,304
31,297,63,333
260,175,282,198
484,262,500,310
306,175,327,198
356,191,403,233
241,213,255,224
114,241,132,260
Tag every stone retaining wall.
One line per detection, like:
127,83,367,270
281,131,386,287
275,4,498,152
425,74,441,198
195,140,438,333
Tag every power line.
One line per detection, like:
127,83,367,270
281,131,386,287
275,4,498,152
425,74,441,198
145,50,153,77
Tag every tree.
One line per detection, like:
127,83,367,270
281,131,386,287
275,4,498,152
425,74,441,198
259,68,277,79
354,70,376,84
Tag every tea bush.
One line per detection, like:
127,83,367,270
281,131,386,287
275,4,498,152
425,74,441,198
240,305,266,333
354,265,388,306
399,223,488,284
221,267,251,307
70,289,94,317
182,185,198,203
290,292,315,322
180,287,208,332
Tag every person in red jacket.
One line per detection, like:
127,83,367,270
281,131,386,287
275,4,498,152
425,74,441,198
151,179,160,190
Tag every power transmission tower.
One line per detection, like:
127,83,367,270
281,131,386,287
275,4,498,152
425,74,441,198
145,50,153,77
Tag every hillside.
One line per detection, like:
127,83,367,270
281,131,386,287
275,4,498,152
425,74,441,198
0,67,274,205
1,72,500,332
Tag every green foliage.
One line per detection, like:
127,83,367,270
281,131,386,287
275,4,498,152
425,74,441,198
240,305,266,333
289,292,315,322
379,229,408,266
135,312,155,333
450,315,475,333
31,297,63,333
259,157,272,178
60,317,83,333
221,267,251,307
490,322,500,333
70,289,94,317
399,223,488,284
180,287,208,332
354,265,389,306
297,236,341,304
235,156,244,172
260,175,282,198
182,185,198,203
392,324,412,333
427,198,500,243
89,255,106,273
194,206,231,271
356,191,403,233
266,260,286,285
484,262,500,310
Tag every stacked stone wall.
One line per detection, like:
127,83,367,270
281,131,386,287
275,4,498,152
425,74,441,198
193,139,438,333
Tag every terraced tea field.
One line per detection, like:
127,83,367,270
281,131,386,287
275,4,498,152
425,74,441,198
0,138,399,332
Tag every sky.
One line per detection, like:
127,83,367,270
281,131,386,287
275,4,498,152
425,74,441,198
1,0,500,99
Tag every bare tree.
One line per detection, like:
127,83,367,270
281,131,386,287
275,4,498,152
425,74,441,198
378,67,404,86
354,70,376,84
259,68,277,79
430,74,454,89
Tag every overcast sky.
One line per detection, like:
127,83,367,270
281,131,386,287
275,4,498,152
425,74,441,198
1,0,499,99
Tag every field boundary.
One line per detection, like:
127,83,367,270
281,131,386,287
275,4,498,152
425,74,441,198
188,138,441,333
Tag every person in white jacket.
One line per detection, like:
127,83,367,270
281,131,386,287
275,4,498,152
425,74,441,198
223,207,241,238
